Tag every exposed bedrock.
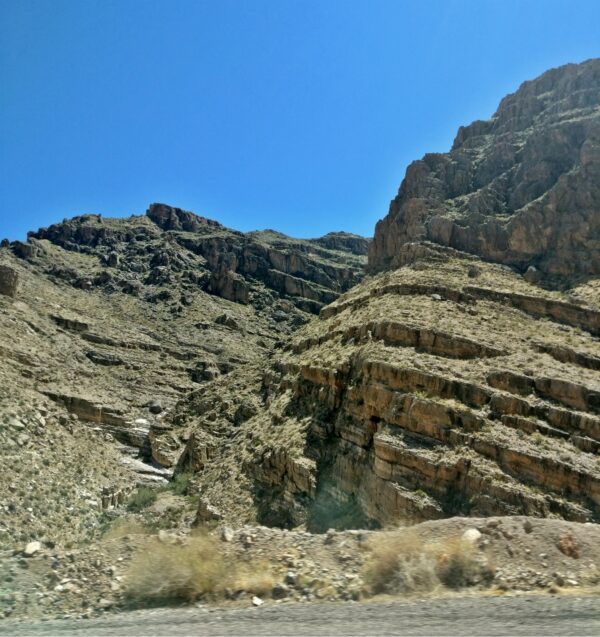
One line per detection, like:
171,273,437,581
0,264,19,298
25,203,368,314
369,59,600,283
265,355,600,529
219,254,600,530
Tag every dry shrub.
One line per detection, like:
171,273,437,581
232,561,275,597
125,533,274,606
363,532,493,595
434,538,493,589
363,532,438,595
557,531,580,559
125,533,231,605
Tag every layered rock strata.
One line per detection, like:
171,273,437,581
30,203,368,315
172,249,600,529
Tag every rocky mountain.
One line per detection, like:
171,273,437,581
27,203,368,314
369,58,600,285
188,246,598,531
165,61,600,532
2,59,600,621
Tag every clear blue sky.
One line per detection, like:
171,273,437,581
2,0,600,240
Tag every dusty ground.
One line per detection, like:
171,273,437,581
1,514,598,621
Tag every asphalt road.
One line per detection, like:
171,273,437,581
2,595,599,636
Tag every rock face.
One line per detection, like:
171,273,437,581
24,204,367,315
3,59,600,566
146,203,367,313
369,59,600,283
58,60,598,535
171,246,600,530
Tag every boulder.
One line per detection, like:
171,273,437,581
23,541,41,557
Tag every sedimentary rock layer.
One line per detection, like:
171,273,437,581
174,249,600,530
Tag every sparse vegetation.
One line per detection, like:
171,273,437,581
362,532,493,595
169,472,193,496
435,538,493,588
127,487,157,513
124,533,273,605
363,532,438,595
557,531,580,559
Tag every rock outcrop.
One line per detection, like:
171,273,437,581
0,205,367,502
171,247,600,530
369,59,600,284
27,204,367,316
0,264,19,297
2,59,600,572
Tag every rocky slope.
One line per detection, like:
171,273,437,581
29,203,368,314
0,205,367,549
369,59,600,284
3,515,599,620
166,61,600,532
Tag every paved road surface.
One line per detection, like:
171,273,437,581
2,595,599,636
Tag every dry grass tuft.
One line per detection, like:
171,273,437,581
124,532,274,606
232,561,275,597
362,532,437,594
125,533,230,605
102,519,149,541
557,531,580,559
433,537,493,589
363,532,493,595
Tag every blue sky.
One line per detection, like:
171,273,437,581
1,0,600,240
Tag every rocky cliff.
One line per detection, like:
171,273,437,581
169,246,600,531
2,60,600,581
3,60,600,621
369,59,600,284
161,61,600,532
29,204,367,314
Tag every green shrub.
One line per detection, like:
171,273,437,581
169,472,192,496
127,487,157,512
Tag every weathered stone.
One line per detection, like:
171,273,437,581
23,541,41,557
272,583,290,599
0,265,19,297
369,59,600,283
462,528,482,544
195,498,223,523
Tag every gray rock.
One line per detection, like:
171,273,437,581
0,265,19,297
272,583,290,599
